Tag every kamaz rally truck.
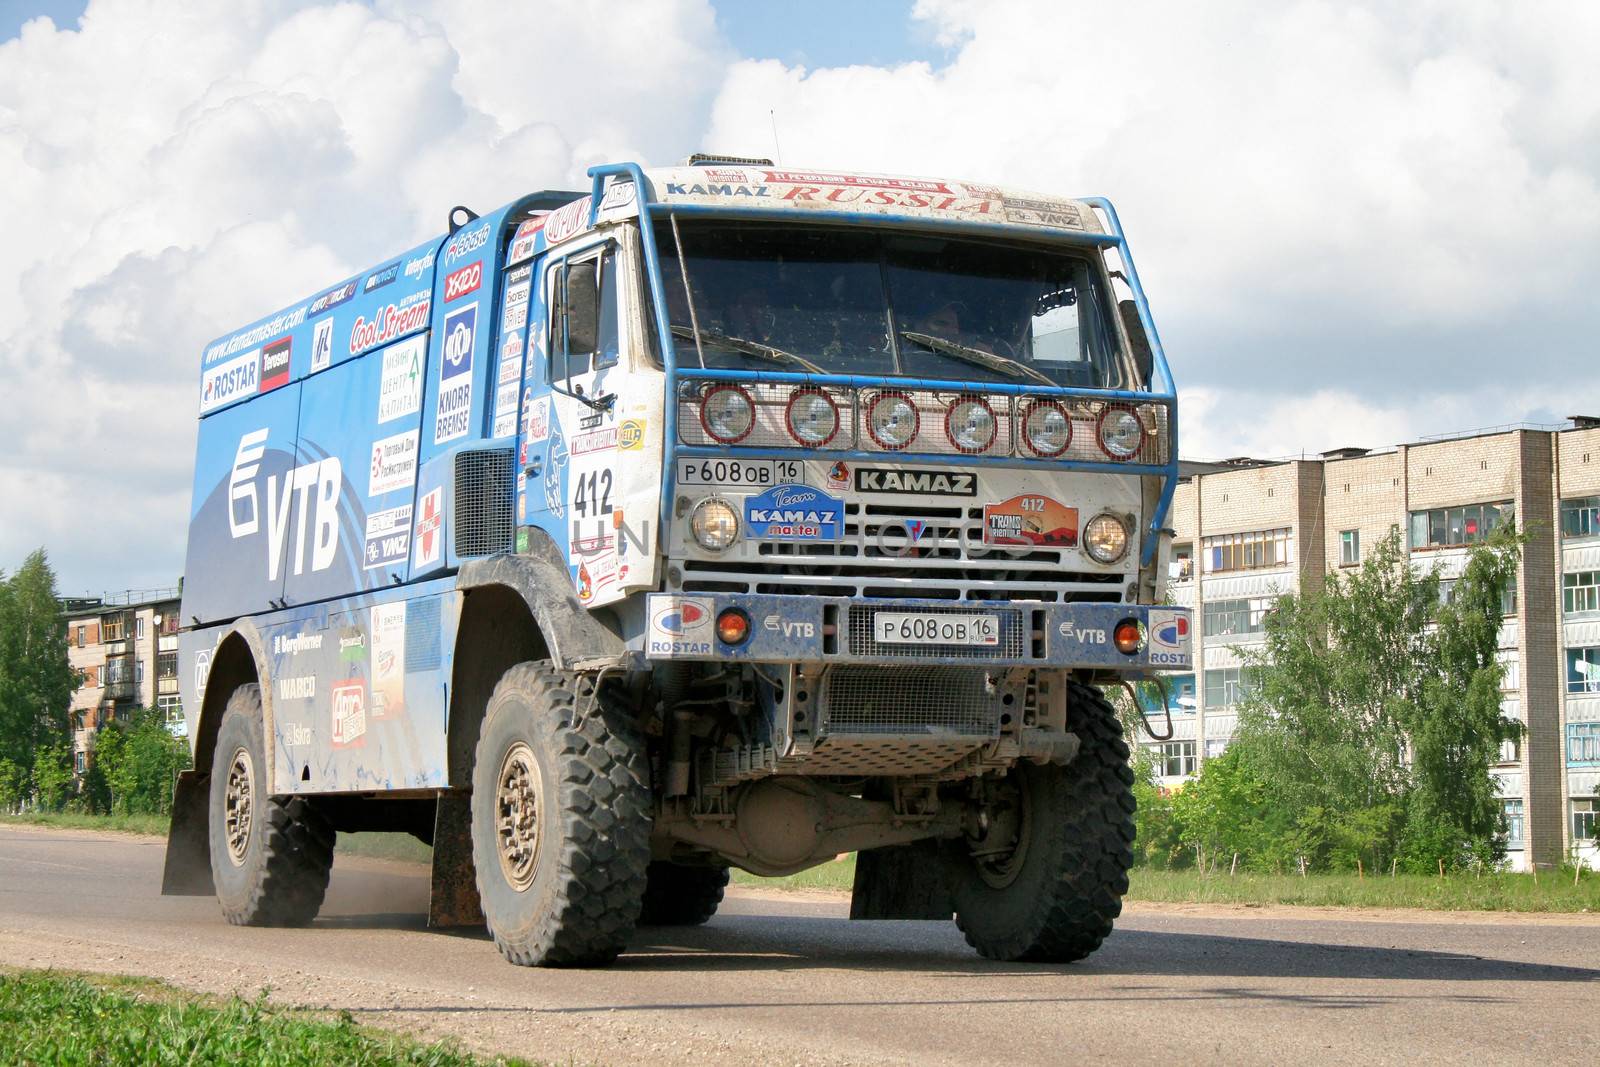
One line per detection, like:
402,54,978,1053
162,156,1192,967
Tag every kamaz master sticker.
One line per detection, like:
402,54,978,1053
745,484,843,541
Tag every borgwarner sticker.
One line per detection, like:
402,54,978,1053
1146,610,1192,665
647,596,714,657
745,484,843,541
434,302,477,444
200,349,260,413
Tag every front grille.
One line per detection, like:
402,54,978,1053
453,449,515,557
821,665,1005,737
846,604,1024,659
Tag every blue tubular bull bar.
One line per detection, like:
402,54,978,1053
582,164,1181,567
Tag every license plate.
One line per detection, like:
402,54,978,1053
676,458,802,487
874,612,1000,647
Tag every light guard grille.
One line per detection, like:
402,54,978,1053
453,448,515,557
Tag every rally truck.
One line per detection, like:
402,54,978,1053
161,155,1192,967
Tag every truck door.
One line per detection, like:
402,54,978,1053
520,231,662,607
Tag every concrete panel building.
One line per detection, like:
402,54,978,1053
62,587,184,776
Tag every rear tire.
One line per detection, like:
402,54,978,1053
638,862,729,926
470,662,651,967
207,684,334,926
950,681,1135,962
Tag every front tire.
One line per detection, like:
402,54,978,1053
207,684,334,926
638,862,729,926
951,681,1135,962
470,662,652,967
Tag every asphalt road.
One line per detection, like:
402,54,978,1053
1,825,1596,1065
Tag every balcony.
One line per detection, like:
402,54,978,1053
158,634,178,653
157,677,180,696
102,680,133,701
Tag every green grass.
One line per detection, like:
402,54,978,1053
0,969,533,1066
0,811,170,836
731,854,856,892
1127,867,1600,912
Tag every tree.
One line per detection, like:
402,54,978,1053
92,706,191,815
0,551,77,777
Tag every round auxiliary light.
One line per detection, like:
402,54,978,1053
1083,513,1130,564
785,387,840,447
1097,404,1146,460
1113,618,1144,655
700,384,755,444
1021,399,1072,458
690,498,739,551
867,391,920,451
945,394,997,454
716,608,751,645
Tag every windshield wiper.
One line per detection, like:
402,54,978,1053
670,324,827,374
899,330,1057,387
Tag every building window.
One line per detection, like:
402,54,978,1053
1203,597,1273,637
157,651,178,678
157,694,184,727
1568,722,1600,765
1502,799,1524,847
74,750,86,774
1497,734,1521,764
1408,501,1511,550
1170,542,1193,582
1205,738,1230,759
136,617,145,640
1574,799,1598,842
102,616,124,641
1565,571,1600,616
1203,667,1257,707
1201,527,1293,574
1567,648,1600,694
1340,529,1360,565
1562,496,1600,539
76,625,85,647
1157,741,1197,777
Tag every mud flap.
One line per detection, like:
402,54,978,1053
160,770,215,896
428,789,484,927
850,841,953,920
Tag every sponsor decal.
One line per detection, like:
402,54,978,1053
542,196,591,245
226,428,342,580
204,305,307,365
571,426,617,455
762,170,954,193
1147,610,1192,657
364,504,411,570
338,628,366,663
508,220,542,265
775,183,994,213
646,595,714,657
402,248,436,279
1057,620,1108,644
498,332,524,383
368,428,419,496
273,632,323,656
443,220,490,264
598,180,636,210
349,293,432,355
1002,195,1084,230
228,429,269,536
276,676,315,700
370,602,406,718
444,260,482,302
576,561,593,602
376,335,425,423
311,316,334,372
330,679,367,747
194,650,211,699
826,461,850,490
259,336,291,392
364,262,400,293
414,487,444,567
544,430,568,517
284,722,313,746
701,168,749,183
309,279,358,316
200,349,260,413
618,419,645,450
905,520,929,541
745,483,843,541
763,614,817,640
982,494,1079,548
854,467,976,496
492,381,519,439
571,518,613,556
434,302,477,443
525,392,548,443
664,181,772,199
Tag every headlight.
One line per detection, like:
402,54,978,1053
1097,405,1145,460
785,387,840,446
700,384,755,444
1021,400,1071,457
867,391,919,451
690,498,739,550
944,395,997,454
1083,513,1129,563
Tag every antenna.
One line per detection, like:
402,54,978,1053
770,109,783,165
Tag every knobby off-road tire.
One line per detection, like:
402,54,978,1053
470,661,652,967
951,680,1135,962
207,684,334,926
637,862,730,926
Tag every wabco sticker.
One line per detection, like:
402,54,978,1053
855,467,974,496
434,302,477,444
363,504,411,571
745,484,843,541
330,679,367,747
647,596,713,658
367,429,419,496
1146,610,1192,665
199,349,259,413
414,488,444,567
983,495,1078,547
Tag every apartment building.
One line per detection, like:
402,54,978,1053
1155,419,1600,870
63,587,184,775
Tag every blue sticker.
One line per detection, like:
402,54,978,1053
745,483,843,541
364,262,400,293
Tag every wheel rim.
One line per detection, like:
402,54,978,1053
971,776,1031,890
223,746,255,867
495,741,543,892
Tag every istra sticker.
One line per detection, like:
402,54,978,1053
982,494,1078,548
646,595,714,658
1146,609,1192,666
744,483,843,541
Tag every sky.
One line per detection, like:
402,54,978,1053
1,0,1597,596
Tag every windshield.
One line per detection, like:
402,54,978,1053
656,220,1134,390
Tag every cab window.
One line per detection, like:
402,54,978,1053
549,246,620,381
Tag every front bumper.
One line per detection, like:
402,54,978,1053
643,593,1192,671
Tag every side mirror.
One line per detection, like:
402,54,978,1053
1118,299,1154,386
